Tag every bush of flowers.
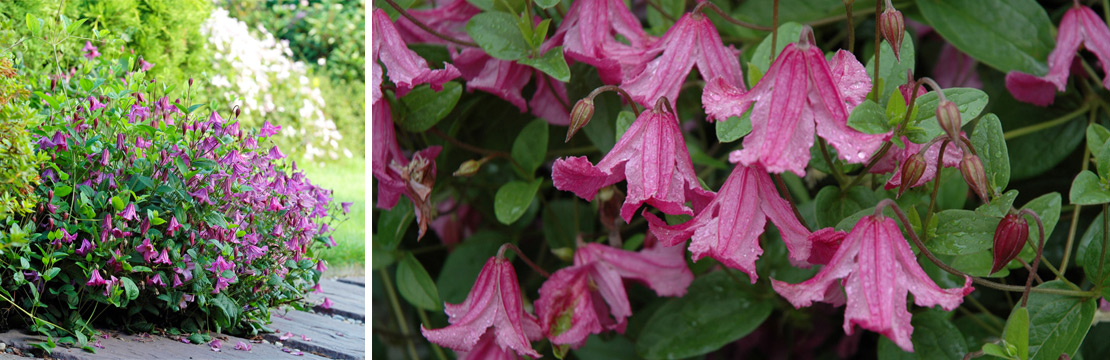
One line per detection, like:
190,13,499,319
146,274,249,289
374,0,1110,359
0,20,345,348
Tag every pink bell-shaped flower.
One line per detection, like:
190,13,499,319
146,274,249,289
421,248,542,358
622,13,744,107
1005,4,1110,106
551,0,657,84
771,215,974,352
645,161,811,281
703,27,884,176
372,9,461,103
552,99,714,223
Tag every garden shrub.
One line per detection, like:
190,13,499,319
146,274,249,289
0,50,346,346
0,55,46,230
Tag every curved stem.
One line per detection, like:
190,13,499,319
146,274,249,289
774,173,809,231
871,0,881,102
382,0,479,48
693,2,775,31
378,268,421,360
819,138,848,185
880,201,1096,297
922,140,950,231
1003,102,1090,140
1060,106,1098,277
587,85,641,117
1019,208,1047,307
843,78,926,190
645,0,677,23
498,243,550,278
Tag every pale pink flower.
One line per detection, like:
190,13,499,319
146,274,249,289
771,216,974,352
421,254,542,358
703,27,883,176
645,162,811,280
1006,5,1110,106
623,13,743,107
372,8,461,103
552,100,713,222
83,41,100,60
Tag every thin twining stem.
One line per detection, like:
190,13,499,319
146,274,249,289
382,0,479,48
876,199,1096,298
693,2,775,31
498,243,551,278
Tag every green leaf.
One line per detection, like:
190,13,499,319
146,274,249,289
398,82,463,132
906,88,989,144
927,210,999,255
119,277,139,301
814,186,878,229
1016,193,1062,265
533,0,560,9
636,271,772,359
917,0,1054,75
864,33,916,107
375,199,414,251
876,310,968,359
1078,211,1110,290
211,293,241,327
396,253,442,311
1003,307,1030,360
511,119,550,175
54,185,73,198
542,199,595,249
204,212,228,229
981,343,1013,359
975,189,1018,218
574,335,638,360
466,12,531,60
1069,171,1110,205
971,114,1010,194
1087,124,1110,154
715,110,753,143
749,22,804,77
645,0,683,35
847,99,891,134
436,232,506,303
519,47,570,82
1026,281,1096,360
43,268,60,281
615,110,636,140
495,179,543,224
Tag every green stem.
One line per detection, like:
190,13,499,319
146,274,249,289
1003,102,1090,140
645,0,677,23
1098,203,1109,294
774,174,809,231
819,138,848,185
844,1,855,53
921,140,950,235
378,268,421,360
965,295,1005,329
871,0,881,102
382,0,478,47
1060,107,1098,278
1020,208,1048,307
771,0,779,63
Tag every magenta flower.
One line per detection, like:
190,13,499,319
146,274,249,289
77,238,95,255
139,57,154,72
83,41,100,59
372,8,461,102
148,274,166,287
450,49,571,125
135,238,157,263
395,0,478,46
870,135,965,192
551,0,656,84
321,297,333,310
89,96,106,111
209,339,222,352
234,341,252,351
934,44,981,89
645,162,812,281
86,269,109,287
535,243,691,347
454,329,519,360
259,121,281,137
154,248,172,265
166,215,182,237
371,100,442,236
553,100,713,222
207,255,233,274
703,28,883,176
61,228,77,243
421,253,542,358
118,203,137,221
771,216,974,352
1006,4,1110,106
622,13,743,107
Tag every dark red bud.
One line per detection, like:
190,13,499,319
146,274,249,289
880,7,905,60
566,98,594,143
937,100,961,141
898,153,927,197
991,213,1029,274
188,77,194,86
960,154,990,202
234,106,241,118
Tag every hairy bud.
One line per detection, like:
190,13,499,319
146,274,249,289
960,154,989,202
566,98,594,143
991,213,1029,274
937,100,961,141
898,153,927,196
880,7,905,60
453,159,484,177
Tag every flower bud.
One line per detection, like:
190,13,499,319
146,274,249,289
898,153,927,196
937,100,961,141
991,213,1029,274
188,77,194,86
453,159,483,177
566,98,594,143
960,153,989,202
880,7,905,60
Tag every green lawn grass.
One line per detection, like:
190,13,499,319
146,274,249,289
301,156,365,273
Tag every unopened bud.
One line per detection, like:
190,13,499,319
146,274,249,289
960,154,989,202
880,7,905,60
566,98,594,143
898,153,927,196
453,159,483,177
991,213,1029,274
188,77,194,86
234,106,241,118
937,100,961,141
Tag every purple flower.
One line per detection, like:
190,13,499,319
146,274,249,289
1006,5,1110,106
83,41,100,59
207,255,233,274
166,215,182,236
86,269,109,287
61,228,77,243
148,274,166,287
234,341,252,351
89,96,106,111
135,238,157,263
268,146,286,160
77,238,95,255
209,339,221,352
99,148,111,166
118,203,137,221
139,57,154,72
259,121,281,137
321,297,333,310
154,248,172,265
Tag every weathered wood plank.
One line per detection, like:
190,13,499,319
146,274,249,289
265,309,365,359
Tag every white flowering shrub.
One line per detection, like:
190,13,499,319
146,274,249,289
201,7,347,161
